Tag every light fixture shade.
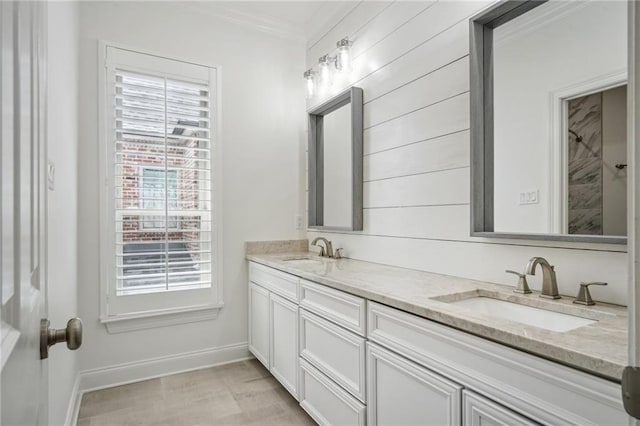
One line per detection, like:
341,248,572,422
335,37,353,72
304,69,316,99
318,54,333,94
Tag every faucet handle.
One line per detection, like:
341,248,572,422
505,270,532,294
573,282,607,306
335,248,343,259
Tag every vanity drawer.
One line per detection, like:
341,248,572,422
299,358,366,426
300,308,366,402
299,279,366,336
249,262,298,302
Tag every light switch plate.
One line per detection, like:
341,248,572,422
519,190,538,205
295,214,303,230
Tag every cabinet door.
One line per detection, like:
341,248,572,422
463,391,538,426
270,292,299,400
367,342,462,426
248,282,270,368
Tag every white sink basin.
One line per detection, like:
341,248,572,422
282,256,324,266
449,297,597,332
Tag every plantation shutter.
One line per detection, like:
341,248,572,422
103,46,220,317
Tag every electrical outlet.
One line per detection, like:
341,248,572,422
519,190,539,205
295,214,303,230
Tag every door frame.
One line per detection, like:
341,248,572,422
629,0,640,379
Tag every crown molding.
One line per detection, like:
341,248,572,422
186,2,305,41
175,1,358,45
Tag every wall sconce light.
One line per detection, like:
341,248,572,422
304,69,316,99
318,54,334,93
304,37,354,98
335,37,353,72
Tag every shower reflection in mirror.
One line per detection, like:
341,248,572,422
565,85,627,236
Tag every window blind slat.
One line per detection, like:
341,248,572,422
114,151,211,164
115,164,212,174
116,132,211,144
115,140,211,153
116,117,210,132
117,105,210,123
116,95,210,114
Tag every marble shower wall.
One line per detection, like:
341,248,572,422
568,93,603,235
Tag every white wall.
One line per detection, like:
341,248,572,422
305,1,628,305
77,1,305,381
46,2,80,424
493,1,627,233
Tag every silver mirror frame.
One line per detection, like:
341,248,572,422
469,0,627,245
308,86,364,231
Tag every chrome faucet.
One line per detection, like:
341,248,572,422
525,257,560,299
311,237,334,258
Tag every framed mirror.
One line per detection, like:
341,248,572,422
308,86,363,231
470,0,627,244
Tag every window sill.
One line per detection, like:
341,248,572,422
100,304,224,334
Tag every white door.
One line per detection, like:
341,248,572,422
1,2,48,424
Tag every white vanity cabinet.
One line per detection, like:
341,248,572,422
367,342,462,426
248,263,299,400
367,301,626,426
247,261,627,426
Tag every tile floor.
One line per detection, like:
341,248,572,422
76,359,315,426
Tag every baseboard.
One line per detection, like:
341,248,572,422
77,342,251,394
65,374,82,426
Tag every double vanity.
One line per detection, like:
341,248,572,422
246,242,627,426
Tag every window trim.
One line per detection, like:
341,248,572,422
97,41,224,331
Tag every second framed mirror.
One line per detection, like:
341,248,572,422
308,86,363,231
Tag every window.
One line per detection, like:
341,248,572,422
99,45,222,327
140,168,178,230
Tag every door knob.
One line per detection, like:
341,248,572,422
40,318,83,359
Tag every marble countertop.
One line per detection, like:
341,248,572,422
246,252,627,382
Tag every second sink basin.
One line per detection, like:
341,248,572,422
446,295,597,333
281,256,324,266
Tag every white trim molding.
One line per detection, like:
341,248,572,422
65,374,82,426
99,303,224,334
77,342,250,394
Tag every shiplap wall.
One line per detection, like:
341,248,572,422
305,0,629,305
